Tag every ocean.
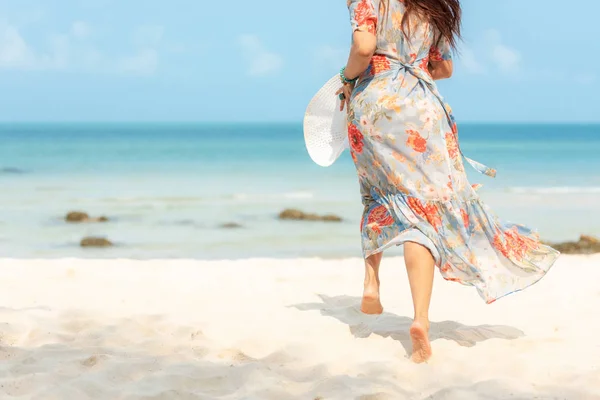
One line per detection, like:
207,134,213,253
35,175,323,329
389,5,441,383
1,122,599,259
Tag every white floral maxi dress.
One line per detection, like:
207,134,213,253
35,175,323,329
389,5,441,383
346,0,560,304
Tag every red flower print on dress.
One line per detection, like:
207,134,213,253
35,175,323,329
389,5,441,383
368,205,394,226
493,227,539,261
407,197,442,231
406,129,427,153
419,56,430,73
366,205,394,234
447,176,454,191
445,132,459,159
441,262,452,274
353,0,377,34
348,123,364,154
426,206,442,231
460,209,469,230
407,197,426,219
429,46,443,62
370,55,391,75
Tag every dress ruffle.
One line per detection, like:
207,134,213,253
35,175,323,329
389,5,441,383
360,189,560,304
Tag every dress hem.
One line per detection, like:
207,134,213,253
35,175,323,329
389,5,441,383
359,189,561,304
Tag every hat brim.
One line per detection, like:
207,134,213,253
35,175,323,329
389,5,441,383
303,75,349,167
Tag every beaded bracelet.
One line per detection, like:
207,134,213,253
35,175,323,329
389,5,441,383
340,67,358,84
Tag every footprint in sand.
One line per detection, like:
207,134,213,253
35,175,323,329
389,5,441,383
218,348,256,363
81,354,109,367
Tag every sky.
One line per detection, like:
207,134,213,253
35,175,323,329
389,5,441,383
0,0,598,123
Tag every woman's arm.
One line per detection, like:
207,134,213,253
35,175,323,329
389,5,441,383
344,31,377,80
428,33,454,81
338,0,378,111
337,31,376,111
428,60,453,80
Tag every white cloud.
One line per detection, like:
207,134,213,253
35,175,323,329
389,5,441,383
71,21,91,39
484,29,521,74
459,30,595,85
0,22,70,70
0,20,164,76
238,34,283,76
459,30,520,76
459,47,485,75
490,43,520,73
0,22,36,68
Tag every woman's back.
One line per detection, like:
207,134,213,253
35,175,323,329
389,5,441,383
349,0,452,70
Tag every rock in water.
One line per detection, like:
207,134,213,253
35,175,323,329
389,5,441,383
80,237,113,247
66,211,90,222
551,235,600,254
278,209,343,222
321,214,343,222
65,211,109,223
580,235,600,244
220,222,243,229
279,209,306,220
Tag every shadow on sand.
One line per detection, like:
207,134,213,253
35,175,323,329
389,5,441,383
290,294,525,356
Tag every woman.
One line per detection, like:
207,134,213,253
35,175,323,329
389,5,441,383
336,0,559,363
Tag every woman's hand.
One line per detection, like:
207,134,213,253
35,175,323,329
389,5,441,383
335,82,355,112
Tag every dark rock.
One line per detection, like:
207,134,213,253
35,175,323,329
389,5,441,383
66,211,89,222
65,211,109,223
220,222,243,229
278,208,343,222
80,237,113,247
279,209,305,220
580,235,600,244
550,235,600,254
321,214,343,222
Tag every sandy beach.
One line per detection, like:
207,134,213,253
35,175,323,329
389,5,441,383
0,255,597,399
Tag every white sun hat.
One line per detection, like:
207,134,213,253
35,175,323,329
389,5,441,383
303,74,349,167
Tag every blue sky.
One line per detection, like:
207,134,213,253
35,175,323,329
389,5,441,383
0,0,598,122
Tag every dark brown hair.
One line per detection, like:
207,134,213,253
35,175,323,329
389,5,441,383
381,0,462,49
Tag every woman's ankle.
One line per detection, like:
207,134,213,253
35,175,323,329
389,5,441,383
413,314,430,328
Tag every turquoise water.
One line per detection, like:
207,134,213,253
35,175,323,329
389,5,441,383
1,122,599,259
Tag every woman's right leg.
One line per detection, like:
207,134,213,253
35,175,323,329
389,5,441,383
361,252,384,314
404,241,435,363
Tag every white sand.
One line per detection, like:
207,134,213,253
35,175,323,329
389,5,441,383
0,255,598,400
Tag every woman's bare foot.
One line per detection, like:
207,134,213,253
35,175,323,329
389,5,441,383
409,319,432,363
361,287,383,314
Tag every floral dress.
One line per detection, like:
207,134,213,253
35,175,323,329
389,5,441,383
347,0,559,303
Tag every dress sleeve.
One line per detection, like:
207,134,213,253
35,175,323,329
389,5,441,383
429,35,453,62
348,0,378,35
